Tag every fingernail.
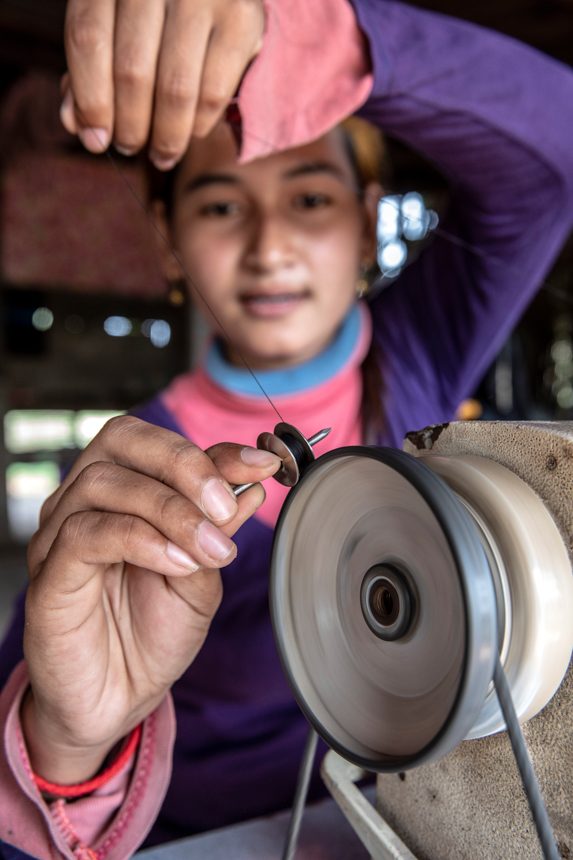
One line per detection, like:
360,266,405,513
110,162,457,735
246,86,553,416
79,127,110,153
197,521,236,563
150,152,178,171
201,478,237,522
240,447,281,469
165,541,199,571
115,144,137,157
59,89,77,133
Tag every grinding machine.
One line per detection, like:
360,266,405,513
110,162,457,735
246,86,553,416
263,421,573,860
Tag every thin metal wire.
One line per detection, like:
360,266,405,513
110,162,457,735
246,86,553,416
493,656,560,860
76,101,572,346
433,223,572,308
66,87,573,440
97,140,286,425
281,727,319,860
229,110,572,311
65,70,569,860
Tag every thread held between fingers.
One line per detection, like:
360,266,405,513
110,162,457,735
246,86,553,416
78,127,110,153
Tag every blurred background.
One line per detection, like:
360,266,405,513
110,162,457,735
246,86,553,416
0,0,572,634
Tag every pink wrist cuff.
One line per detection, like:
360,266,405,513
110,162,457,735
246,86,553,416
33,724,142,799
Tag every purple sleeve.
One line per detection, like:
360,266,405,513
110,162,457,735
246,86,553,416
351,1,573,440
0,593,25,692
131,395,186,436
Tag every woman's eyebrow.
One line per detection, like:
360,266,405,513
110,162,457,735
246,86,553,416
180,161,347,196
181,173,240,195
282,161,347,181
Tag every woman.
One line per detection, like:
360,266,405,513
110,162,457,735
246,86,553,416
1,1,572,857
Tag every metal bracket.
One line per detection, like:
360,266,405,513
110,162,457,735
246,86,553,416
320,751,417,860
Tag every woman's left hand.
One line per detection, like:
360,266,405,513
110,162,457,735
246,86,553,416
60,0,265,169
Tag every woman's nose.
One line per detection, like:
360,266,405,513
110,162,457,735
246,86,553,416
244,213,295,272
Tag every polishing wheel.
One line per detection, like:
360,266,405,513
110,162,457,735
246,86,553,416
422,454,573,739
270,446,573,772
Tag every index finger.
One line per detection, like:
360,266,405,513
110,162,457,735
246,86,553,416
41,416,279,524
44,416,232,518
64,0,116,152
149,2,211,169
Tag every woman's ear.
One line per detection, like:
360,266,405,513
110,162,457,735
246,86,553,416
150,199,184,282
361,181,383,264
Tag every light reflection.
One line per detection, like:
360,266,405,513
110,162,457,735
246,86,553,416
379,240,408,272
149,320,171,348
557,386,573,409
376,192,438,278
6,462,60,541
4,410,125,454
75,411,124,448
31,307,54,331
402,192,428,241
5,410,74,453
377,196,402,242
141,318,155,337
104,315,132,337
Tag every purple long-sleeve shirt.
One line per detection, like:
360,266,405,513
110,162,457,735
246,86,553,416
1,1,572,854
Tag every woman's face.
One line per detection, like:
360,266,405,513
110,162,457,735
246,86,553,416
161,123,378,370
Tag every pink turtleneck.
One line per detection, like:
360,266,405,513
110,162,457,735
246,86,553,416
162,304,372,528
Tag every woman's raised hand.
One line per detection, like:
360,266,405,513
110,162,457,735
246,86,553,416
22,416,280,785
60,0,265,169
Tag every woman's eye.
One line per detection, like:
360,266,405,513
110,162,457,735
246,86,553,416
295,193,332,210
199,201,240,217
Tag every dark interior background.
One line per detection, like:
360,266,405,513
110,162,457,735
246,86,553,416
0,0,571,597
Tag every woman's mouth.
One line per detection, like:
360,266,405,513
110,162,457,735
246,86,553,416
240,290,310,319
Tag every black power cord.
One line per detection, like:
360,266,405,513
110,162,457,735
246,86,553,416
493,656,560,860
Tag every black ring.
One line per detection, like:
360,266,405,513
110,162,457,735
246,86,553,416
360,563,414,641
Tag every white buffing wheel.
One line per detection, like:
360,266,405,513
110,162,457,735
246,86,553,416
270,447,497,772
421,454,573,738
271,445,573,771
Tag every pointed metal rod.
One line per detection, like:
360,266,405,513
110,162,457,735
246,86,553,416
233,428,331,497
281,728,319,860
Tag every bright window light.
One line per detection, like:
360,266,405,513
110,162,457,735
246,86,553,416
4,410,74,454
32,307,54,331
6,461,59,498
551,340,572,363
6,461,61,541
379,239,408,272
104,316,132,337
556,386,573,409
5,410,127,454
401,192,426,241
377,196,401,242
74,411,125,449
149,320,171,348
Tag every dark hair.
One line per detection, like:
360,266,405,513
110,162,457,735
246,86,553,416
147,117,387,441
